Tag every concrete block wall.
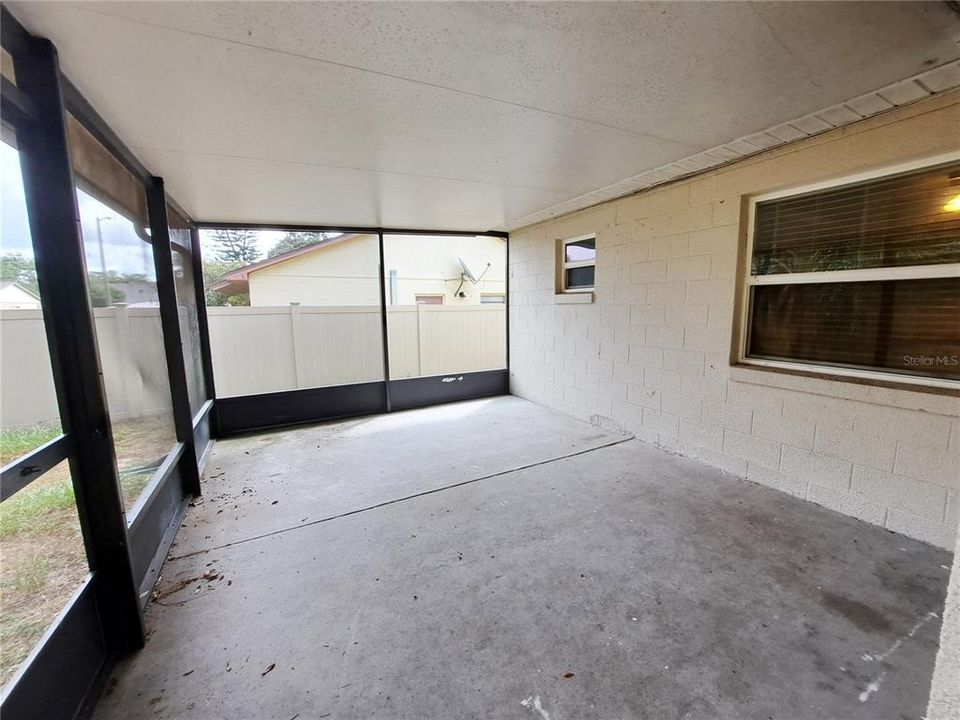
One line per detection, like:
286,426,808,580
508,91,960,549
928,521,960,719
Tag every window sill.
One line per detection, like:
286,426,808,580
730,361,960,415
554,292,593,305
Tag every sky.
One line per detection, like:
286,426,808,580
0,140,31,258
197,228,286,261
2,140,155,278
2,139,297,274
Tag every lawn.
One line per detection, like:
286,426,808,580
0,415,176,687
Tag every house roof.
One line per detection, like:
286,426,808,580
0,280,41,300
210,233,359,296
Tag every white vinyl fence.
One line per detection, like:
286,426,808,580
1,304,506,426
1,306,173,428
207,304,506,397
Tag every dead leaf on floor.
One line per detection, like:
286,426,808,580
261,663,276,677
153,570,224,603
153,576,198,601
182,669,194,677
562,672,575,679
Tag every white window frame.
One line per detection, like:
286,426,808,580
560,234,596,293
738,151,960,391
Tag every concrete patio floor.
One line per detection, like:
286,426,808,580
95,397,952,720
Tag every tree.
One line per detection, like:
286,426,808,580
0,253,39,295
209,229,260,263
88,283,126,308
202,259,248,307
267,231,329,258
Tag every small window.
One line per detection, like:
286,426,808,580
560,235,596,292
741,157,960,387
415,294,444,305
480,293,505,304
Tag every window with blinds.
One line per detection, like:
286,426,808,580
742,158,960,385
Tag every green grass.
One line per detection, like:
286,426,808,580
0,416,177,685
0,482,77,539
0,617,54,680
1,557,54,594
0,467,159,539
0,425,61,467
119,471,156,510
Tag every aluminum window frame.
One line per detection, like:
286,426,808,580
560,233,596,293
737,150,960,391
195,223,510,433
0,11,212,716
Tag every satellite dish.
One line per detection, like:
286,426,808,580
458,257,478,283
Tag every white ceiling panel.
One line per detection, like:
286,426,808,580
9,1,960,229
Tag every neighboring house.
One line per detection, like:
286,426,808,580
213,233,506,307
0,281,41,309
113,280,159,306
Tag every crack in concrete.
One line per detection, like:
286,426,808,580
168,434,636,561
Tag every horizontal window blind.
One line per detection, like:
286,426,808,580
752,161,960,275
748,277,960,379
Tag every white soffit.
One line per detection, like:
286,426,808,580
511,60,960,229
7,1,960,231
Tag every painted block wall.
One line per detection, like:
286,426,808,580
508,91,960,549
928,521,960,719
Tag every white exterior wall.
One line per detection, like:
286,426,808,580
249,234,382,307
248,234,506,307
508,91,960,549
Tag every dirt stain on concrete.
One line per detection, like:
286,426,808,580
819,591,891,634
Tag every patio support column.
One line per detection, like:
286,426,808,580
377,230,392,412
190,226,217,402
12,35,144,652
146,177,202,496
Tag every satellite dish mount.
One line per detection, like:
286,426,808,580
454,257,490,297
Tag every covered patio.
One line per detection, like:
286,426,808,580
1,3,958,719
95,397,949,720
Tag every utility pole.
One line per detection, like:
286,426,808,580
95,215,112,304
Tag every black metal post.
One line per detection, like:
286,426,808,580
190,226,217,402
146,177,202,496
194,220,508,239
505,234,511,378
12,36,144,652
377,230,392,412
